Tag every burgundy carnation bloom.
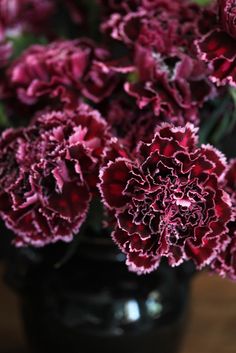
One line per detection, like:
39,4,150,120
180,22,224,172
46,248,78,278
211,221,236,282
0,104,109,246
102,0,213,125
8,39,119,105
195,28,236,87
210,159,236,280
224,159,236,203
0,0,55,39
0,41,12,68
99,124,232,274
195,0,236,87
210,223,236,280
219,0,236,39
0,41,12,102
105,96,160,151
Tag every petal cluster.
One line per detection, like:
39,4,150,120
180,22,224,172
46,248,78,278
7,39,119,105
0,0,235,280
219,0,236,39
195,0,236,87
0,41,12,68
210,159,236,280
0,0,55,39
101,0,213,125
99,123,232,274
0,103,109,246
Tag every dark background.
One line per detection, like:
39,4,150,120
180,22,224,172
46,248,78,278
0,265,235,353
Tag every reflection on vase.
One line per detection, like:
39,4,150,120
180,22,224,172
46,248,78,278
5,231,194,353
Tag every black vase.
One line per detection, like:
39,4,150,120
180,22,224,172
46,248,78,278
5,231,193,353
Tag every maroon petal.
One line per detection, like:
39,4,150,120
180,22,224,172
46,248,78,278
196,29,236,61
219,0,236,40
100,123,232,274
47,182,90,221
0,103,110,246
210,57,236,86
126,251,160,274
99,159,132,209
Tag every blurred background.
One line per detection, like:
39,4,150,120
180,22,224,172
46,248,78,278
0,265,236,353
0,0,236,352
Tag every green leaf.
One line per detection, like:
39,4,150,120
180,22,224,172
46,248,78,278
219,88,236,137
193,0,212,5
230,87,236,104
0,103,9,128
7,33,47,59
200,89,236,146
199,96,230,144
127,71,139,84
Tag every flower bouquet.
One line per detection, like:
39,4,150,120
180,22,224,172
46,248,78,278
0,0,236,352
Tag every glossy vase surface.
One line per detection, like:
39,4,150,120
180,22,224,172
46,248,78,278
5,232,193,353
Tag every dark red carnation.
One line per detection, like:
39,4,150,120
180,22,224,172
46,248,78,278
102,0,198,45
99,123,232,274
210,223,236,280
0,103,110,246
0,0,55,39
0,0,55,102
195,28,236,87
0,41,12,99
7,39,119,106
104,96,161,151
219,0,236,39
224,159,236,203
104,93,194,152
0,41,12,68
195,0,236,87
122,49,212,126
102,0,214,125
210,159,236,280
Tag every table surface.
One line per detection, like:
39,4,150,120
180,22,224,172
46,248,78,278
0,266,236,353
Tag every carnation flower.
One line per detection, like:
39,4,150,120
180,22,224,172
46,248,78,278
195,0,236,87
105,96,160,151
195,29,236,87
0,104,110,246
0,41,12,68
0,41,12,99
0,0,55,102
99,123,232,274
7,39,118,105
210,224,236,280
0,0,55,39
100,0,182,23
210,159,236,280
224,159,236,204
104,94,191,152
102,0,214,125
219,0,236,39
